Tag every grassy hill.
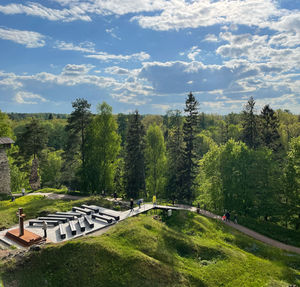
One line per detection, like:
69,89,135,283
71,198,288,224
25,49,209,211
1,210,300,287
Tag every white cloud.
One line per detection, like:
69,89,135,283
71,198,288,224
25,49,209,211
187,46,201,61
0,2,91,22
105,28,121,40
203,34,219,42
0,27,45,48
132,0,283,31
54,41,96,53
14,91,48,104
85,51,150,62
61,64,95,76
105,66,129,75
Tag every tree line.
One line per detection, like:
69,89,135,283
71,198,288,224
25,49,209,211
0,94,299,230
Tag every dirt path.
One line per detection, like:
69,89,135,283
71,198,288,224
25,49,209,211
171,204,300,255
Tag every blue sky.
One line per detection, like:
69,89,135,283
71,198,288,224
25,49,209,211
0,0,299,114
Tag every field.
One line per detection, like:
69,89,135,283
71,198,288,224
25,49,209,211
1,210,300,287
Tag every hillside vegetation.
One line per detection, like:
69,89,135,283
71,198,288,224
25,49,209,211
2,210,300,287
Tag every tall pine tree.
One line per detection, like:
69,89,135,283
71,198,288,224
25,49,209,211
165,110,184,201
259,105,281,152
62,98,91,190
124,111,146,199
180,92,199,202
241,96,259,149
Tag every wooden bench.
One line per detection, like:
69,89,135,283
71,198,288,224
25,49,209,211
78,218,86,232
84,215,94,228
72,207,92,215
69,221,76,235
59,223,66,239
81,205,99,213
29,219,59,226
56,211,82,218
92,213,113,223
38,217,68,223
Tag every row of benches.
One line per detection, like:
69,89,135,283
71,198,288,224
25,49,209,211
28,205,120,240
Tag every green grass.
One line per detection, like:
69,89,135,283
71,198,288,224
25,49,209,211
237,215,300,248
0,195,123,230
1,210,300,287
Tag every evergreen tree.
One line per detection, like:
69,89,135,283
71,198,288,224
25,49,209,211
180,92,199,202
145,124,166,198
18,118,48,160
84,102,121,194
124,110,146,199
62,98,91,189
259,105,281,152
241,96,259,148
17,118,48,190
165,110,184,201
65,98,92,166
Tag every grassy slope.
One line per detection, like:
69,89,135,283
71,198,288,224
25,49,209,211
237,215,300,248
2,211,300,287
0,195,122,230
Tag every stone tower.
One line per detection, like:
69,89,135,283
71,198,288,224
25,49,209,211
0,137,14,194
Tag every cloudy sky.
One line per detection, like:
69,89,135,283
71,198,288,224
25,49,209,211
0,0,299,114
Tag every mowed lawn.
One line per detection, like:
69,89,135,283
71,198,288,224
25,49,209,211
2,210,300,287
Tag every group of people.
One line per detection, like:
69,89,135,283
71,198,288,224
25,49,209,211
222,211,238,224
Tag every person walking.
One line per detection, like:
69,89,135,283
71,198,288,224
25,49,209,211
42,221,48,239
130,198,134,212
113,192,117,200
234,215,238,224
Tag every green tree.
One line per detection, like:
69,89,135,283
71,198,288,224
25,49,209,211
165,110,184,201
0,110,13,138
62,98,91,190
16,118,48,190
145,124,166,198
65,98,92,166
84,102,121,194
40,149,63,188
124,111,146,199
180,92,199,202
17,118,48,160
241,97,259,149
259,105,281,152
282,136,300,229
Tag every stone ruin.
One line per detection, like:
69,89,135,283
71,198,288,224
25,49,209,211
0,137,14,194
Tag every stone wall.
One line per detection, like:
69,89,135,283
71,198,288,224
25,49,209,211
0,147,11,194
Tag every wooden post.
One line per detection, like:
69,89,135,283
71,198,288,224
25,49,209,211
17,208,25,237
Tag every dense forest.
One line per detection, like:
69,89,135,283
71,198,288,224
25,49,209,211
0,93,299,231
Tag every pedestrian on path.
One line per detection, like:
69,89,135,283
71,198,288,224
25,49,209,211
234,215,238,224
22,188,25,196
130,198,134,211
42,221,48,238
113,192,117,200
197,203,200,214
225,211,230,222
